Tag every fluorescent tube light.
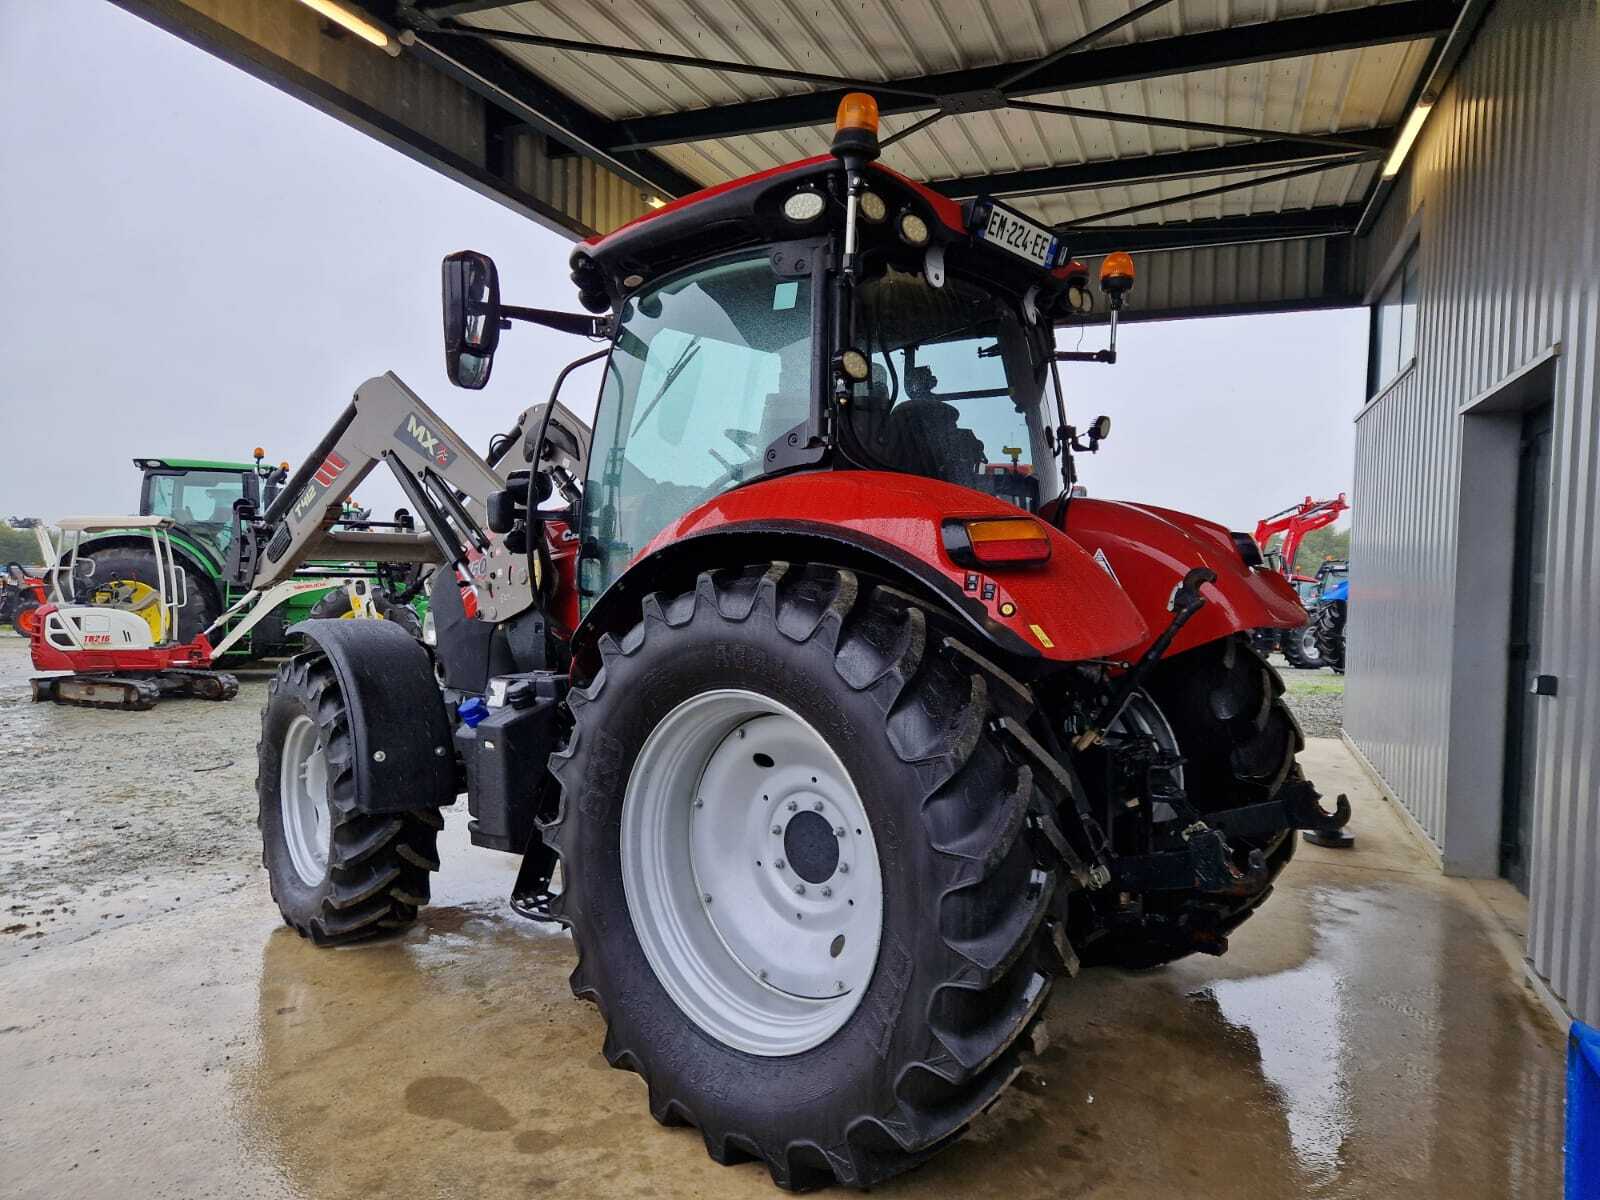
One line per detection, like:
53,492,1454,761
292,0,391,50
1383,102,1433,179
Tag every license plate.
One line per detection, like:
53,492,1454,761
973,198,1063,268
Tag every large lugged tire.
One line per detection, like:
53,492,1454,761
1315,601,1347,672
257,651,443,944
1085,634,1302,969
545,563,1061,1189
77,546,219,644
1280,620,1324,669
307,586,423,637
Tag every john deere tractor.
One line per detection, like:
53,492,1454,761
255,94,1348,1188
66,454,420,657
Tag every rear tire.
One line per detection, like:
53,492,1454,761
257,651,442,944
546,563,1061,1189
1280,621,1324,669
77,546,219,644
1083,634,1301,969
307,587,423,638
1315,601,1347,672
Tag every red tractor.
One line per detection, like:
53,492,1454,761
256,94,1347,1188
1251,493,1349,668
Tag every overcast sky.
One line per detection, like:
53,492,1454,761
0,0,1362,531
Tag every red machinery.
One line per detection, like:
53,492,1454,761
1254,493,1349,582
249,92,1348,1189
1,563,48,636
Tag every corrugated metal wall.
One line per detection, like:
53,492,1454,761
1123,236,1353,321
1348,0,1599,1023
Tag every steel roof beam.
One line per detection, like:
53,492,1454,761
608,1,1459,149
1064,206,1361,253
397,26,700,198
929,134,1389,201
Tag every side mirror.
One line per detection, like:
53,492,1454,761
442,250,502,389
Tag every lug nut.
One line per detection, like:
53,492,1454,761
794,883,806,895
786,800,797,812
812,801,823,811
836,981,845,991
693,798,704,808
758,969,768,981
772,825,783,835
834,826,845,837
821,886,832,897
775,859,785,870
839,863,849,874
703,894,713,904
372,750,386,762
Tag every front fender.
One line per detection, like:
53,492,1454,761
581,470,1149,666
1061,499,1305,660
290,619,457,813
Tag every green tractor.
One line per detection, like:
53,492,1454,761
66,454,422,658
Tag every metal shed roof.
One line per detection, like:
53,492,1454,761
389,0,1457,251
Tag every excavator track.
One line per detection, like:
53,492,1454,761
31,671,239,710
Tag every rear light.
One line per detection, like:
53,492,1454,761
943,517,1052,568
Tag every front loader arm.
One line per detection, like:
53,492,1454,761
248,372,535,623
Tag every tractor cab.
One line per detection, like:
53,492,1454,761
446,93,1128,611
134,455,290,556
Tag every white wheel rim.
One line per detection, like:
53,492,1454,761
280,714,331,886
621,689,883,1057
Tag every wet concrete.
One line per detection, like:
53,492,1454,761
0,637,1567,1198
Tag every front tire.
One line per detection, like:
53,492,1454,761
12,601,39,638
546,563,1060,1189
1315,601,1347,672
257,651,442,944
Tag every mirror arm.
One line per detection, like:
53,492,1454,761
1056,349,1117,364
499,305,611,338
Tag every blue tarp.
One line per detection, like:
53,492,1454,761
1571,1021,1600,1199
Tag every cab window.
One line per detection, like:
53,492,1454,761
845,268,1060,511
579,254,813,605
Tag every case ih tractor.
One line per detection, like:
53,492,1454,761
256,95,1348,1188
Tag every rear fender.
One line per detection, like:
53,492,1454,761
290,619,458,813
1060,498,1305,660
574,470,1149,675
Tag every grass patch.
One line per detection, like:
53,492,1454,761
1285,676,1345,696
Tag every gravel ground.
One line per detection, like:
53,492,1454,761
1273,656,1346,737
0,635,272,961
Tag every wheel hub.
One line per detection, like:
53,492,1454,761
622,690,883,1057
280,714,331,886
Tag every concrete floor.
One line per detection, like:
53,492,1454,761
0,638,1568,1198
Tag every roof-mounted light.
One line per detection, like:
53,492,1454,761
898,211,930,246
782,190,826,223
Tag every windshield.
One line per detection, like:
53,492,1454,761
844,268,1061,511
578,253,814,606
142,469,247,549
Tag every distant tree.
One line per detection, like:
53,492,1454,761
0,524,47,566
